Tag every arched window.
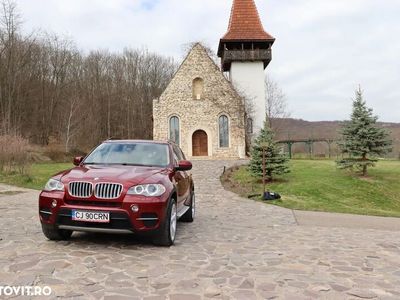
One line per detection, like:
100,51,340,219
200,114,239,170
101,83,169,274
169,116,180,145
192,77,204,100
219,115,229,148
247,118,253,134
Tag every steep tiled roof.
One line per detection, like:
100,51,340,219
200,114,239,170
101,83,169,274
221,0,274,41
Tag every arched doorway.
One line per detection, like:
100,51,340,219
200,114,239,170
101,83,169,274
192,130,208,156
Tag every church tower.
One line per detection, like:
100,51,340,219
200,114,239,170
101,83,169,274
218,0,275,135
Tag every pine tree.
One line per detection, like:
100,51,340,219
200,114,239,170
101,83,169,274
249,124,290,180
337,87,392,176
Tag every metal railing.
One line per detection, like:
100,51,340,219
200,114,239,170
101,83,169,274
222,49,271,62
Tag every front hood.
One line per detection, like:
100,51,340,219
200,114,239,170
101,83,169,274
59,165,168,186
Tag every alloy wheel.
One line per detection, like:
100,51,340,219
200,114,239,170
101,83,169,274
192,193,196,218
170,202,177,241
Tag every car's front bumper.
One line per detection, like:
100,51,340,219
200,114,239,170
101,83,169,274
55,207,135,233
39,191,169,234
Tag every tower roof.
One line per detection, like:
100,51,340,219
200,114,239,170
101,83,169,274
221,0,275,42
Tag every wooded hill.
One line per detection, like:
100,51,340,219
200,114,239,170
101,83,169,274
0,1,176,152
273,118,400,158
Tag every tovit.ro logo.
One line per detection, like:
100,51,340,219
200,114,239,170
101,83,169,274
0,286,52,296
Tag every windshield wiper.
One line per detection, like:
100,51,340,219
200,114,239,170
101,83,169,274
120,163,157,167
82,162,161,167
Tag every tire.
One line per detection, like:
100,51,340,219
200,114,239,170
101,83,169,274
41,224,73,241
153,199,177,247
180,190,195,223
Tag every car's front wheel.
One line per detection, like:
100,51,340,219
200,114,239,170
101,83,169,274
41,224,73,241
153,199,177,247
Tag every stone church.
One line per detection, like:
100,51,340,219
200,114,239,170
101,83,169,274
153,0,274,159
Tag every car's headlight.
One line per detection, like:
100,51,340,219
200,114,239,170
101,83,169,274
44,179,64,192
127,184,166,197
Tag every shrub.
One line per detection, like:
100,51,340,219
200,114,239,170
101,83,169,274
0,135,31,174
68,148,87,158
44,148,87,163
44,149,68,162
249,125,290,181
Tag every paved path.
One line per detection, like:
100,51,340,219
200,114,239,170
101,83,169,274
294,210,400,232
1,160,400,299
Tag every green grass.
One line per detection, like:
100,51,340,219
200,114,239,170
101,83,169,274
224,160,400,217
2,160,400,217
0,163,72,190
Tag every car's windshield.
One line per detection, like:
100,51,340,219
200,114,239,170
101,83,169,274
84,142,170,167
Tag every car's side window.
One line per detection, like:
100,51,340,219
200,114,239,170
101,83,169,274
171,146,180,165
173,152,179,165
176,146,186,160
178,149,184,161
173,145,183,161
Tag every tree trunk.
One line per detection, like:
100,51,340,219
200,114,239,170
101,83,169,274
362,154,367,176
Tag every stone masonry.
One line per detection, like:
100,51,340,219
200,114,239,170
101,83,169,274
153,43,246,159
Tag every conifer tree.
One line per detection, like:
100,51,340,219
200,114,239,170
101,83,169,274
337,87,392,176
249,124,290,181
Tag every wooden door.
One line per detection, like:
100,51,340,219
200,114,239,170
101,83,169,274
192,130,208,156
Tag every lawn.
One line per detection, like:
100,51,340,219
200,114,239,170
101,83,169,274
222,160,400,217
0,163,72,190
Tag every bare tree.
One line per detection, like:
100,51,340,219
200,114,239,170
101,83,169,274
62,50,82,152
265,76,290,131
240,90,256,154
0,0,31,134
0,0,176,151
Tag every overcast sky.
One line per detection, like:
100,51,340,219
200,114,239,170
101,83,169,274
16,0,400,122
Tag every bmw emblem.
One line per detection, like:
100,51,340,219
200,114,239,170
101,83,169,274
94,177,100,181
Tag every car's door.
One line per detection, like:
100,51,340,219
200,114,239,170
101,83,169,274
178,146,193,206
172,145,190,211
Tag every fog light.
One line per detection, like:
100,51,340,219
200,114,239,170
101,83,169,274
51,199,58,208
130,204,139,213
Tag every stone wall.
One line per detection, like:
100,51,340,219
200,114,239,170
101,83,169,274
153,43,246,159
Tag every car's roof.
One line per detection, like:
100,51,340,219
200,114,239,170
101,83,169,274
103,139,172,145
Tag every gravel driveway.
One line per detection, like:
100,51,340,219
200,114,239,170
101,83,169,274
1,160,400,299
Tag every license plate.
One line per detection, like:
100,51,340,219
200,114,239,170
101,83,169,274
72,210,110,223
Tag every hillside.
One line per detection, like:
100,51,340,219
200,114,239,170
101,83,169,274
272,118,400,159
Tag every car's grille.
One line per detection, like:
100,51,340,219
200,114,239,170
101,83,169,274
65,200,122,208
69,182,93,198
94,183,123,199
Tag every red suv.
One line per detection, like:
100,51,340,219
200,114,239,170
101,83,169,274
39,140,195,246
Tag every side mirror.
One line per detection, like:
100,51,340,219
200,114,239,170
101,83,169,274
73,156,84,166
176,160,192,171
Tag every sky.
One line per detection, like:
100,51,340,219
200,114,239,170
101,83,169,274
15,0,400,122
